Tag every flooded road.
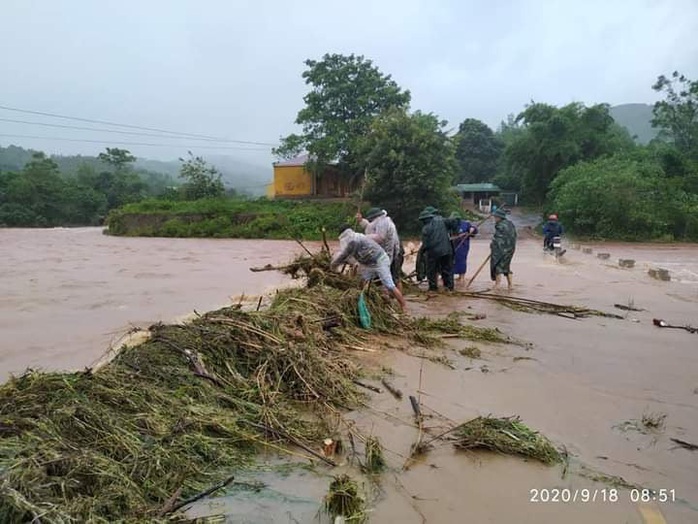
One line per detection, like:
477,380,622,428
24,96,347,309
0,227,305,379
2,223,698,523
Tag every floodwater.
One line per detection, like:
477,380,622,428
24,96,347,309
0,227,305,379
2,222,698,523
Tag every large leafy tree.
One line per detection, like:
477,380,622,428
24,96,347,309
453,118,503,183
360,108,457,233
502,102,634,204
274,53,411,177
652,71,698,158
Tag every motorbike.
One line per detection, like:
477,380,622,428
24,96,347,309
545,236,566,261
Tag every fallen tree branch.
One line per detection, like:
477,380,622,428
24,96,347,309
164,475,235,515
670,437,698,451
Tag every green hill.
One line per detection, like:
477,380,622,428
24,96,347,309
0,145,271,196
609,103,658,144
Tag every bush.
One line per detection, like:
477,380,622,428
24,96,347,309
548,156,686,241
106,198,355,240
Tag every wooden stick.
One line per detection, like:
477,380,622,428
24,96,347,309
381,378,403,400
465,254,491,289
352,379,382,393
165,475,236,515
451,214,493,252
243,421,338,467
409,395,421,420
256,296,263,311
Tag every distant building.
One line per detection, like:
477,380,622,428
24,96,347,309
268,154,362,199
454,183,502,205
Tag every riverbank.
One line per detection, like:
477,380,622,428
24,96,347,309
104,198,354,239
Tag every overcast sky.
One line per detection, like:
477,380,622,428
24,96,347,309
1,0,697,169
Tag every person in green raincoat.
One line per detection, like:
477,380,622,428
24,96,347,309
417,207,459,292
490,208,517,290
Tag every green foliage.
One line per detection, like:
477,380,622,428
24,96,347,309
548,155,697,241
106,198,354,240
502,102,635,204
0,146,175,227
177,152,226,200
652,71,698,158
454,118,503,183
97,147,136,171
359,108,457,234
274,53,411,176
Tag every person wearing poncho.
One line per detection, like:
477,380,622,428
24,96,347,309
356,207,404,291
490,208,517,290
330,224,407,312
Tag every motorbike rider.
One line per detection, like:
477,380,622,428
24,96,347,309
542,214,564,251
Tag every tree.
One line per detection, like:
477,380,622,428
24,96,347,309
178,152,225,200
360,108,457,233
652,71,698,158
453,118,503,183
274,53,411,177
502,102,634,204
98,148,136,172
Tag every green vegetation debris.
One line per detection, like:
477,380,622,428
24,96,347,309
459,346,482,359
363,436,386,474
453,416,562,465
323,474,366,523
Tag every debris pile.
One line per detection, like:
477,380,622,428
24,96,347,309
0,250,496,522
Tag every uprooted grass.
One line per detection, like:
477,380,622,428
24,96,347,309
323,474,366,522
453,416,562,465
0,250,502,522
363,436,386,474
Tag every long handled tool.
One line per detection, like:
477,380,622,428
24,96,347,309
465,254,491,289
450,213,493,253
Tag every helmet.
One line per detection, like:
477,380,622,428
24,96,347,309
548,214,558,221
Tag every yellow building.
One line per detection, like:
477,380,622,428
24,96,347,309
271,154,361,199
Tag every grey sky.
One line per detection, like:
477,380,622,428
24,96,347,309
2,0,697,170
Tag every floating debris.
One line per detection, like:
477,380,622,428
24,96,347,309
323,475,366,523
364,436,386,474
453,416,562,465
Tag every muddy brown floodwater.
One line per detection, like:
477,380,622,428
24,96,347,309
2,221,698,523
0,227,307,380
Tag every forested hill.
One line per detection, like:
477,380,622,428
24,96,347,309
609,103,658,144
0,145,271,196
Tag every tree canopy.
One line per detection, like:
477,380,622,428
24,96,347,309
178,152,225,200
360,108,457,233
502,102,634,204
274,53,411,176
652,71,698,158
453,119,503,184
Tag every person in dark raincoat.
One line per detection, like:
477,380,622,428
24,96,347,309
449,211,478,282
418,207,459,292
490,208,517,290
